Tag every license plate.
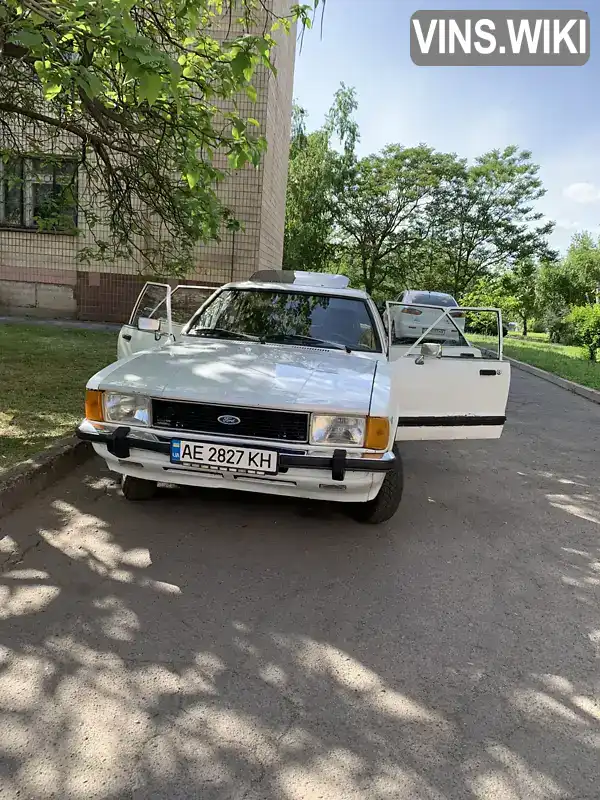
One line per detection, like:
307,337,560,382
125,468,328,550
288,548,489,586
170,439,278,474
424,327,446,334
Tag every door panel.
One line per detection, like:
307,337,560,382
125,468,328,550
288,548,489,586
386,301,510,441
391,357,511,440
118,282,171,360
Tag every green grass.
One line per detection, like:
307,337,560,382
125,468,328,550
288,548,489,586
470,333,600,391
0,324,117,474
511,331,548,342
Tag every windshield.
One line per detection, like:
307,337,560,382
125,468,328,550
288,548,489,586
184,289,382,352
410,292,457,307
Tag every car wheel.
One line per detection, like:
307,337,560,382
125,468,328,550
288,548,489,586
121,475,157,501
348,446,404,524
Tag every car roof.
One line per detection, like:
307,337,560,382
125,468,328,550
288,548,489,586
403,290,457,301
221,280,372,301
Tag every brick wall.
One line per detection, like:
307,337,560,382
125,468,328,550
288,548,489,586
0,0,296,323
257,0,296,272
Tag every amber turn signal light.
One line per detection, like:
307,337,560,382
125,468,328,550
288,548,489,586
364,416,390,450
85,389,104,422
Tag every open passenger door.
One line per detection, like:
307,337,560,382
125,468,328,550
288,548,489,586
117,282,215,360
385,302,511,441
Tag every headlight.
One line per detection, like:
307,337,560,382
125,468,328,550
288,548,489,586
103,393,150,426
310,415,366,446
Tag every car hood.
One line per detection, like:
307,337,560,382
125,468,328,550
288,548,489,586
89,340,379,414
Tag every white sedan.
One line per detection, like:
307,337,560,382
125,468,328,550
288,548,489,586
77,272,510,524
392,290,466,344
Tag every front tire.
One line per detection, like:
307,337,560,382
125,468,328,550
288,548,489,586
348,447,403,524
121,475,157,501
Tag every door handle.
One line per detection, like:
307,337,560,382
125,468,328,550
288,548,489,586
122,333,132,341
480,369,498,376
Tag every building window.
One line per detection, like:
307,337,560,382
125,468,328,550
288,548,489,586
0,156,78,232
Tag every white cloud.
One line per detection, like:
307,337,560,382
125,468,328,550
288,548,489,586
563,182,600,204
535,137,600,251
555,219,583,231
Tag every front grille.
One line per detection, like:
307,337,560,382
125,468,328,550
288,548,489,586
152,400,309,443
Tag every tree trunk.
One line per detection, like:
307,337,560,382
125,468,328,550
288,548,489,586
522,317,528,337
588,345,597,362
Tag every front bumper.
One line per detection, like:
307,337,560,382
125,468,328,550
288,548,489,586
76,423,396,483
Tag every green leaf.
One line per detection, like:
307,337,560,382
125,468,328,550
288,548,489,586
77,69,104,98
138,72,162,105
228,151,247,170
44,83,62,101
11,29,44,48
255,38,270,55
230,51,251,80
122,14,136,35
185,171,200,189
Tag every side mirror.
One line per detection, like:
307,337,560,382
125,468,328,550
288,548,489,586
138,317,161,333
415,342,442,364
421,342,442,358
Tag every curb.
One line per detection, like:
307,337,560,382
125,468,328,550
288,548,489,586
506,356,600,405
0,435,92,521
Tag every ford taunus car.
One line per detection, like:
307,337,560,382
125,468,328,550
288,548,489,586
77,271,511,524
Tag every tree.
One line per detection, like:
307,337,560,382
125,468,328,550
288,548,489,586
460,275,518,336
334,144,451,296
562,232,600,301
500,258,539,336
537,260,587,314
420,146,556,298
0,0,320,274
283,83,358,273
537,232,600,327
565,305,600,361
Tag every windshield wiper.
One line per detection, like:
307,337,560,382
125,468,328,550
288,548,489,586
189,327,261,342
264,333,351,353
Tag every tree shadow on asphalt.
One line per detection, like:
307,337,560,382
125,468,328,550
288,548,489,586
0,417,598,798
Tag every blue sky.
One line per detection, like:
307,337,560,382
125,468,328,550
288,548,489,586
292,0,599,254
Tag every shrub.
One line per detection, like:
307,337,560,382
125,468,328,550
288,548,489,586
548,317,576,345
565,305,600,360
546,305,577,345
464,312,505,337
530,318,546,334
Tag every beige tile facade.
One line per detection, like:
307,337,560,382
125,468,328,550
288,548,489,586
0,0,296,321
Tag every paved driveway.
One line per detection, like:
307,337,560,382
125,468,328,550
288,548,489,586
0,370,599,800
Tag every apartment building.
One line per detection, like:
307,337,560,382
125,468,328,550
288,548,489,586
0,0,296,322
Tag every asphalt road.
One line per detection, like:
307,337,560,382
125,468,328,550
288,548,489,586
0,370,599,800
